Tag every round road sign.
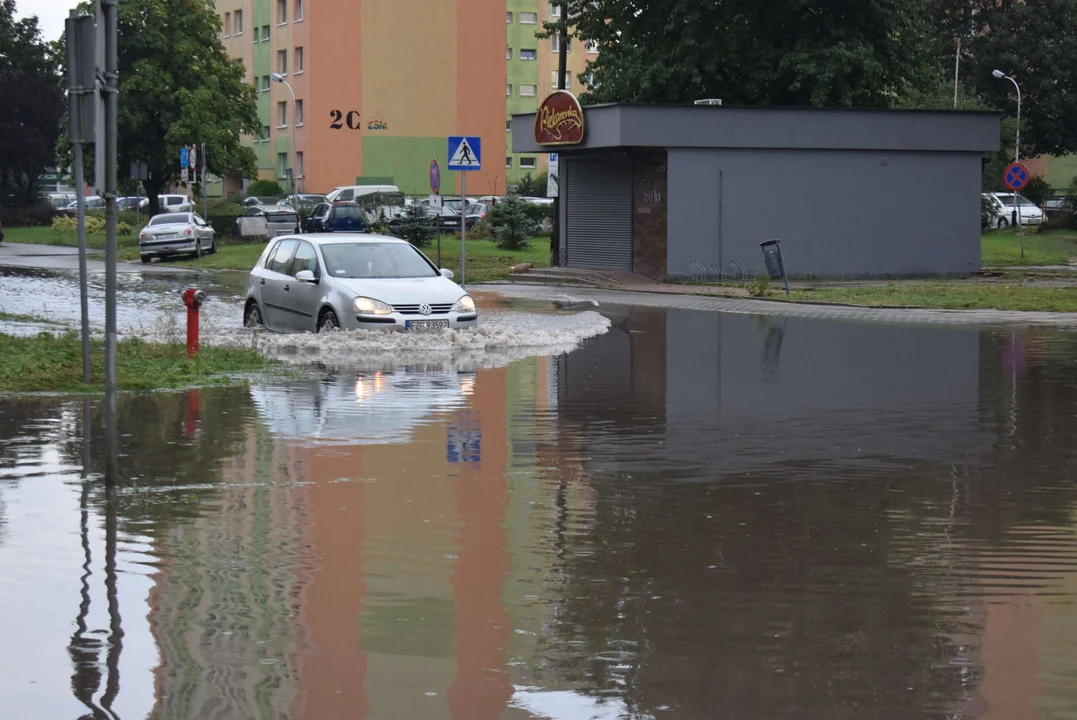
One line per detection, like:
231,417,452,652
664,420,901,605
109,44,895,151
1004,163,1030,191
430,159,441,195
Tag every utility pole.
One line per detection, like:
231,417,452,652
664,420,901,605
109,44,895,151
201,142,207,219
66,11,93,384
551,5,568,267
102,0,119,483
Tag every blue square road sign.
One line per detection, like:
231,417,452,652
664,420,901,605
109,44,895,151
447,136,482,171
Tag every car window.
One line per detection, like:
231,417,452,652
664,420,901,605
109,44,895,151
167,197,182,206
321,243,438,279
337,189,354,201
267,212,299,224
330,206,365,219
149,213,188,226
312,203,329,217
289,241,319,276
267,239,298,274
244,207,263,216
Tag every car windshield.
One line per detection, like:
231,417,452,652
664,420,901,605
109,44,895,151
998,194,1038,208
331,206,365,219
321,243,437,279
149,213,189,225
266,211,298,223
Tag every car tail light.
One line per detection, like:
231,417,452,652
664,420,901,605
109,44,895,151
481,213,486,219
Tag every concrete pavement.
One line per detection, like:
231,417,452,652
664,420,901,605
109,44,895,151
0,241,193,274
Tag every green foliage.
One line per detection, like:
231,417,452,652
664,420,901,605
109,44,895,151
563,0,934,108
0,0,63,205
488,196,539,251
468,218,493,239
367,208,392,236
394,202,436,248
245,179,283,197
51,215,132,236
514,172,549,198
746,273,771,297
1022,176,1051,207
113,0,260,214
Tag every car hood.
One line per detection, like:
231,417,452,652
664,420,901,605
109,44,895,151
328,276,465,305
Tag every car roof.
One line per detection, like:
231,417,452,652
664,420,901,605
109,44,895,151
275,233,407,246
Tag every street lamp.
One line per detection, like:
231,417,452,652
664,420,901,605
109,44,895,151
992,69,1022,235
271,72,299,209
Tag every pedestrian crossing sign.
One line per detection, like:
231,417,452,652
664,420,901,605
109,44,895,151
447,136,482,171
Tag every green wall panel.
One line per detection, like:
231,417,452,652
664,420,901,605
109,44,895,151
362,137,460,196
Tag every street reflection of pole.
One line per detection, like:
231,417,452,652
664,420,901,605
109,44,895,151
100,488,123,716
105,389,118,485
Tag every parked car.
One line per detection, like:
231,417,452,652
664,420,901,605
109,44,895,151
308,202,369,233
392,200,463,232
243,234,477,333
237,206,302,238
242,196,281,207
986,192,1043,229
462,202,492,229
325,185,401,203
278,194,328,211
117,196,143,210
139,194,192,213
64,196,104,216
138,212,216,262
47,193,75,210
1044,196,1068,213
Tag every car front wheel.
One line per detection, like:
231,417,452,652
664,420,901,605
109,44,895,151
244,303,264,328
193,240,202,259
209,236,217,254
317,308,340,333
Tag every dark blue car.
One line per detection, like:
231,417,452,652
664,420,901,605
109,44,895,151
309,202,369,233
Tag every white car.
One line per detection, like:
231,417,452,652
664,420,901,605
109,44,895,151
986,192,1044,229
138,212,217,262
243,234,477,333
139,194,192,214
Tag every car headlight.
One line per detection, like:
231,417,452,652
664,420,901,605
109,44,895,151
354,296,392,315
452,295,475,313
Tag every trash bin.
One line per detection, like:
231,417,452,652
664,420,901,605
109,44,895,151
760,240,785,280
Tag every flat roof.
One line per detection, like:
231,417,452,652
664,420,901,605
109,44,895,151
511,103,1001,154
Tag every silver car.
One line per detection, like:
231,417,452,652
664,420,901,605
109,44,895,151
243,234,478,333
138,212,217,263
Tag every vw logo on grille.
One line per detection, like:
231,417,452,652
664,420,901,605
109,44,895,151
418,303,433,316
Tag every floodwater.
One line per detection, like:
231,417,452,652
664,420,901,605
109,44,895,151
3,298,1077,719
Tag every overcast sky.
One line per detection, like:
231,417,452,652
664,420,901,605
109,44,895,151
18,0,81,44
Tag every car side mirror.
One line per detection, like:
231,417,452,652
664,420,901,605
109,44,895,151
440,268,455,279
295,270,317,283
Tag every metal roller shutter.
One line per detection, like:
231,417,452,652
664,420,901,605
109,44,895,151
565,156,633,270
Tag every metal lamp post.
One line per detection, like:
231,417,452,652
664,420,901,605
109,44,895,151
992,69,1022,236
271,73,299,208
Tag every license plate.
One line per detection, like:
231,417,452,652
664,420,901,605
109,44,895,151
406,320,449,332
158,233,178,239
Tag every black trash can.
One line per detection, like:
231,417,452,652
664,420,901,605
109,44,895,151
760,240,785,280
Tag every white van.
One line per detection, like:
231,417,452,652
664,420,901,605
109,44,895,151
325,185,401,202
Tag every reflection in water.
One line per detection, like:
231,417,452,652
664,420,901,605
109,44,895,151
2,306,1077,718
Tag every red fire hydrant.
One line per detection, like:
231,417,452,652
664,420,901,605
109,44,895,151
181,288,208,358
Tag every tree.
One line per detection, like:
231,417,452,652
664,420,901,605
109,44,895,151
515,171,549,198
246,179,283,197
115,0,259,215
489,196,538,250
564,0,934,108
935,0,1077,157
393,202,436,248
0,0,63,205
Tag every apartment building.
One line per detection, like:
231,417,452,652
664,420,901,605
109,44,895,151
215,0,591,196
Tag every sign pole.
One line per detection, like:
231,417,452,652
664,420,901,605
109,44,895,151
103,0,119,484
461,171,467,287
66,11,91,383
201,142,207,220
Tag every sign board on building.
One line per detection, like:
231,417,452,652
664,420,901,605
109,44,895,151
448,136,482,171
1004,163,1029,191
534,91,585,146
547,153,559,197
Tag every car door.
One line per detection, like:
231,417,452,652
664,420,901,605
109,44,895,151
193,214,214,244
260,238,299,330
310,203,329,232
279,240,322,331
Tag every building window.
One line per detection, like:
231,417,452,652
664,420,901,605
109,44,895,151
520,157,537,168
296,151,304,178
551,71,571,89
586,40,598,54
261,25,270,41
277,0,287,24
552,34,570,52
277,49,287,75
506,11,512,23
278,152,289,178
233,9,243,34
520,84,537,97
506,119,512,131
295,0,303,21
520,49,536,60
262,125,271,142
294,47,304,73
506,157,513,168
506,84,512,96
224,12,231,36
549,3,561,17
295,99,303,126
260,75,270,91
506,46,511,60
520,12,538,24
277,101,287,128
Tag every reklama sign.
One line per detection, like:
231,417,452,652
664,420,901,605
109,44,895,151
534,91,585,146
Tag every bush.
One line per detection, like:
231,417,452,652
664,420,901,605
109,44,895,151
1022,176,1051,207
746,273,771,297
469,218,493,239
2,200,56,227
245,179,283,197
53,214,131,235
392,202,436,248
488,196,538,250
367,208,392,236
515,171,549,198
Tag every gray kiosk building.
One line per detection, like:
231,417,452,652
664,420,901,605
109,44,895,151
511,103,1000,279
